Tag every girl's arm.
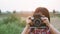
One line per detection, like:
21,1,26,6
47,23,60,34
21,25,30,34
41,17,60,34
21,16,31,34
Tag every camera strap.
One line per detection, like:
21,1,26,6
29,27,51,34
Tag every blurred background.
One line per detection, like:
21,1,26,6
0,0,60,34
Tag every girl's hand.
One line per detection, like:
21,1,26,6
41,17,50,26
26,16,32,27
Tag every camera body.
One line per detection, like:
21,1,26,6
30,13,46,28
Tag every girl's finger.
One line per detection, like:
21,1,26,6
41,17,48,20
26,16,32,24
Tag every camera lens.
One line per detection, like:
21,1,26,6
34,19,41,26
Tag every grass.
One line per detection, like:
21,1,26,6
0,15,25,34
0,23,24,34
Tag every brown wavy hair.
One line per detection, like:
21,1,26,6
33,7,50,22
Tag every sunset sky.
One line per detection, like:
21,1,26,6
0,0,60,12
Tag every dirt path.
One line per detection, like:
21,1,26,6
50,17,60,31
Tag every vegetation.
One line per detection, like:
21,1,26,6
0,14,26,34
0,11,60,34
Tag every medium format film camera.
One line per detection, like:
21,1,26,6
29,13,47,28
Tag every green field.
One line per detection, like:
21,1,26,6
0,14,60,34
0,15,26,34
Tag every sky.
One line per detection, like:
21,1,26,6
0,0,60,12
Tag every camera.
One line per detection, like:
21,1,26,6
29,13,46,28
